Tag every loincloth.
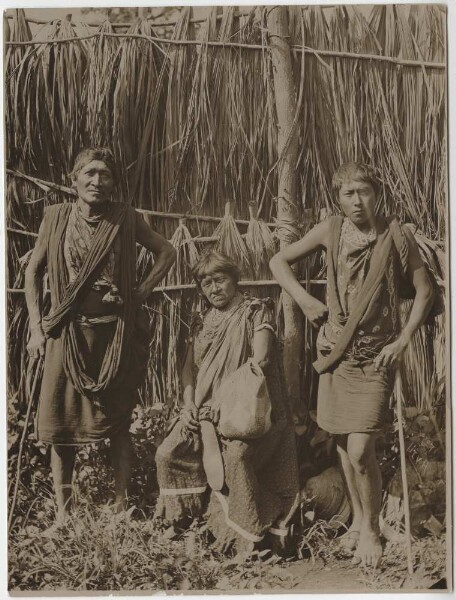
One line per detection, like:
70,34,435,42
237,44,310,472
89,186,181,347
317,359,394,435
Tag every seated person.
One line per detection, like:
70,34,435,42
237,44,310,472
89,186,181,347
155,252,299,554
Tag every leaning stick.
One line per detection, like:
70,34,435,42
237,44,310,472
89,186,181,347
8,357,43,530
394,369,414,576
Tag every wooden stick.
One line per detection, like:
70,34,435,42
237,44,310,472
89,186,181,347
4,32,446,69
394,369,414,576
8,358,44,530
7,227,38,237
6,170,278,228
7,6,352,29
4,10,251,29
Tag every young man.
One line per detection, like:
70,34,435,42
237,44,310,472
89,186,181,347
270,162,434,567
25,147,176,527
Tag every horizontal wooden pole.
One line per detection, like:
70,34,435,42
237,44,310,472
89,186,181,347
4,32,446,69
7,227,38,237
7,279,327,295
4,11,251,29
6,8,348,30
7,170,277,228
136,209,275,228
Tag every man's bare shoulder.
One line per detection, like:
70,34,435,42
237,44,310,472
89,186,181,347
307,217,333,249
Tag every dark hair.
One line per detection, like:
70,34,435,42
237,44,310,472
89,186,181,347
192,252,241,288
70,147,117,182
332,162,380,196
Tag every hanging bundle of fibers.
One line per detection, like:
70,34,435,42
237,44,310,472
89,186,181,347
244,200,280,314
245,201,277,279
399,225,446,420
212,201,253,277
145,220,200,413
164,220,200,410
165,218,200,287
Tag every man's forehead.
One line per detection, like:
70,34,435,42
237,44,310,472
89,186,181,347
80,160,112,173
339,178,372,190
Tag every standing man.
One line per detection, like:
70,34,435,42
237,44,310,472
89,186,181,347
270,162,434,567
25,147,176,527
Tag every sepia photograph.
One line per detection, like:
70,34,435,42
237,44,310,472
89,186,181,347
3,1,450,594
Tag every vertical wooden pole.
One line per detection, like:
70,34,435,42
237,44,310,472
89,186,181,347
267,6,303,417
394,370,414,576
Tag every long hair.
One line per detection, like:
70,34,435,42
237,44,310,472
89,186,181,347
192,251,241,293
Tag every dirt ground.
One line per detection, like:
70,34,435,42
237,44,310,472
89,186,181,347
212,535,448,593
265,558,445,592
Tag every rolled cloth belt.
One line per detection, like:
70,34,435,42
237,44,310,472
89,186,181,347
75,314,118,326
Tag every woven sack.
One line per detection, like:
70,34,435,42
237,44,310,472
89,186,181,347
217,359,272,440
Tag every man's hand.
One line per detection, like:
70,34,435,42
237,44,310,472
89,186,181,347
133,288,147,309
373,338,407,371
27,326,46,359
181,402,199,432
211,399,221,426
299,298,329,328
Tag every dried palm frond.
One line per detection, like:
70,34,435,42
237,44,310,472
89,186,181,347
112,18,167,204
85,20,119,150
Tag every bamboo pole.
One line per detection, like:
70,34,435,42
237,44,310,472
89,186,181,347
394,369,414,576
267,6,303,416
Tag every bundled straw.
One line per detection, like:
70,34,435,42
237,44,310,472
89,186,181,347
212,201,253,277
141,220,200,411
245,201,277,280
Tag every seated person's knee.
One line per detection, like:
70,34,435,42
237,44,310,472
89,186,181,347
226,439,251,462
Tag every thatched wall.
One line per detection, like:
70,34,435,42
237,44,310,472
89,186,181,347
5,5,447,419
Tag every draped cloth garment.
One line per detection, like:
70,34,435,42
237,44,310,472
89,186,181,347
315,215,404,434
155,295,299,552
36,202,141,444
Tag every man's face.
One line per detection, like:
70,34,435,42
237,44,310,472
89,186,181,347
338,178,376,227
73,160,114,206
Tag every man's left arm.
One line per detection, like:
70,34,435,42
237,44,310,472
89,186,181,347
135,212,177,303
374,229,435,370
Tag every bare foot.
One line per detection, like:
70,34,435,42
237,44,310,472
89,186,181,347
338,522,361,552
354,528,382,568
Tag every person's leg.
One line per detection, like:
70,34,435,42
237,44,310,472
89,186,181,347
346,432,382,567
110,428,132,512
50,444,76,523
336,434,363,551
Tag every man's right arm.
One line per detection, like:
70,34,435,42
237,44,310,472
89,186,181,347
24,218,48,358
269,219,330,328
